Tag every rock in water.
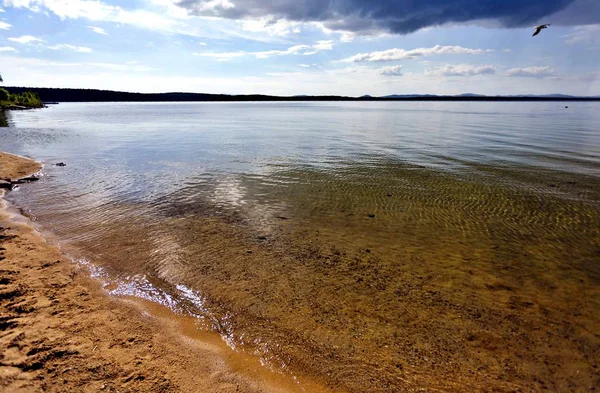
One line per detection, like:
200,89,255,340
19,176,40,182
55,162,67,167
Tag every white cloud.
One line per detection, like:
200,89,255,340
194,40,333,60
3,0,187,35
425,64,496,77
8,35,43,43
7,35,93,52
298,64,311,68
89,62,155,72
377,65,403,76
193,51,246,61
240,17,302,36
312,40,333,51
0,56,154,72
505,67,555,78
199,41,207,46
1,55,598,97
193,0,235,13
341,45,495,63
563,25,600,45
340,32,355,42
48,44,93,53
0,46,16,51
87,25,108,35
0,21,11,29
0,7,4,12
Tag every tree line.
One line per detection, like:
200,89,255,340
0,73,43,108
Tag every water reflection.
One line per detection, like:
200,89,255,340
0,110,9,127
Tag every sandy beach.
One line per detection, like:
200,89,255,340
0,151,320,393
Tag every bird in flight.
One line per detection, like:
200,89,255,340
532,24,550,37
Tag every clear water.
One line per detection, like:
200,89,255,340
1,102,599,392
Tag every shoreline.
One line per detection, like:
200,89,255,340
0,152,329,393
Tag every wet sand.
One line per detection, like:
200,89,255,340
0,152,326,393
0,153,42,181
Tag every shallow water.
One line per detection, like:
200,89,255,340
1,102,599,392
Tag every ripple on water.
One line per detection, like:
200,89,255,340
3,102,600,392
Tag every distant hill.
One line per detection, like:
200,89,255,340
383,94,439,98
4,87,600,103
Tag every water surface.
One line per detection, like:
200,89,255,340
1,102,599,392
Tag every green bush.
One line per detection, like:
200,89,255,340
0,88,9,101
10,91,42,107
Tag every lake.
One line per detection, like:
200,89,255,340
1,102,599,392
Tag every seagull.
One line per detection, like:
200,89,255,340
532,24,550,37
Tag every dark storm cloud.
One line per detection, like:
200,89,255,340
176,0,595,34
549,0,600,25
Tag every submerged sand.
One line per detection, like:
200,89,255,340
0,152,318,393
2,150,599,392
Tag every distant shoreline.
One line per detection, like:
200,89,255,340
5,86,600,103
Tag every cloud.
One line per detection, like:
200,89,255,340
0,46,16,51
425,64,496,77
87,26,108,35
1,54,598,97
177,0,589,34
8,35,43,43
563,25,600,45
377,65,403,76
193,51,246,61
7,35,92,52
240,17,302,36
549,0,600,25
0,21,10,29
312,40,333,51
3,0,188,35
505,66,555,78
194,40,333,60
48,44,93,53
341,45,494,63
0,55,154,72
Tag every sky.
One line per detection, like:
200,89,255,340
0,0,599,96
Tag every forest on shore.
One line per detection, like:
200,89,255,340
4,86,600,103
